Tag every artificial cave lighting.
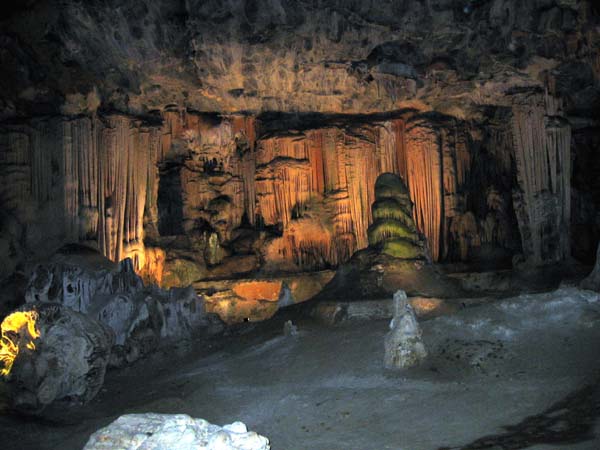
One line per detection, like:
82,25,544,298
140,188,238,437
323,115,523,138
0,1,600,449
0,310,40,377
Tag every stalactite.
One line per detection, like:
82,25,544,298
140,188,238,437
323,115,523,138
376,122,399,175
306,130,326,194
230,115,258,225
440,126,471,259
405,121,443,261
0,130,31,211
343,132,379,250
511,93,571,265
322,129,344,192
30,120,60,205
62,120,79,241
1,111,500,278
393,119,408,182
143,127,162,226
255,136,313,227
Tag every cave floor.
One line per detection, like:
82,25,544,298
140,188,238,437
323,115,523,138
1,287,600,450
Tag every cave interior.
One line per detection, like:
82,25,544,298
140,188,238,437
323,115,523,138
1,1,600,449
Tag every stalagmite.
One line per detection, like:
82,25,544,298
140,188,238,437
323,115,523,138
384,290,427,369
368,173,426,260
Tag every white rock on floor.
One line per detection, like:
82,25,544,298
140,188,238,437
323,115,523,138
384,290,427,369
83,413,270,450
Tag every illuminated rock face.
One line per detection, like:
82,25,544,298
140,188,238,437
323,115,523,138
0,0,598,285
0,310,40,377
195,271,335,324
0,95,578,293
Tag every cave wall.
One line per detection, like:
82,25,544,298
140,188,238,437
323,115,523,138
0,115,161,279
1,108,533,284
511,92,572,266
1,0,599,284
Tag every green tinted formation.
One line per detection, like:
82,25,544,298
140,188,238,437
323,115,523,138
368,173,425,259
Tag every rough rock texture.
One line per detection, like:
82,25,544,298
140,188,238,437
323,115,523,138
1,1,598,118
383,290,427,369
511,93,572,266
0,110,521,285
1,302,113,414
83,413,270,450
0,0,599,305
23,246,219,365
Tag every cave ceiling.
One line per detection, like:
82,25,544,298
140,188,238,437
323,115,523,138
1,0,599,121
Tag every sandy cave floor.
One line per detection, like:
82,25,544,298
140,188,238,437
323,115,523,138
1,287,600,450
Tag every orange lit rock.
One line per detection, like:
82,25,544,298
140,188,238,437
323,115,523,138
196,271,334,323
232,281,283,303
137,247,166,286
204,292,279,324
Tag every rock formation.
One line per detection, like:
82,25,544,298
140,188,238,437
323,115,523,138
317,173,465,300
0,0,598,320
83,414,270,450
23,245,220,366
511,93,572,266
384,290,427,370
367,173,427,260
1,302,113,414
1,1,597,118
0,111,522,289
0,245,228,413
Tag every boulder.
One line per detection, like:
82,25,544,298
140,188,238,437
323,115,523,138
383,290,427,370
83,413,270,450
24,247,221,367
25,250,142,311
1,303,113,413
